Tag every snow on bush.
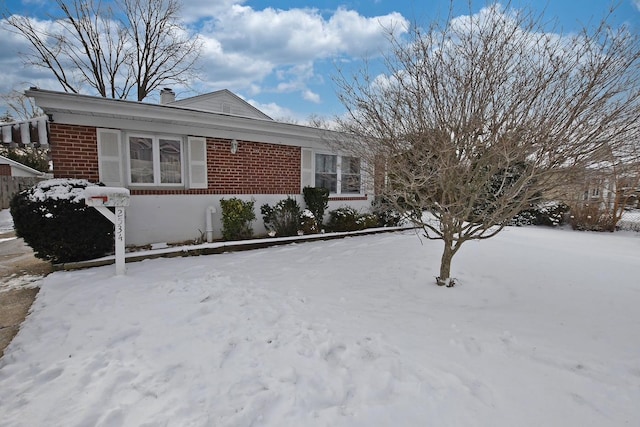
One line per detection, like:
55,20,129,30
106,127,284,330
10,178,114,263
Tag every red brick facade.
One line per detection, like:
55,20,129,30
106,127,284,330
50,123,100,182
206,138,300,194
0,164,11,176
51,124,302,195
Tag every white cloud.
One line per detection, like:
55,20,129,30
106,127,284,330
634,0,640,11
190,3,409,102
202,5,407,62
0,1,409,116
302,89,321,104
245,99,296,121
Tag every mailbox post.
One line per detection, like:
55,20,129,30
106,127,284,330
84,187,130,275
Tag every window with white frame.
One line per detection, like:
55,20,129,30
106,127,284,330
341,156,361,194
128,134,183,185
314,153,362,195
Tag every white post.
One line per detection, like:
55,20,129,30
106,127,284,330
84,187,130,275
115,206,126,275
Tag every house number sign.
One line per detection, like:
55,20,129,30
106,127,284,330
84,187,131,275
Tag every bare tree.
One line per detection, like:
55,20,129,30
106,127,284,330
3,0,201,101
121,0,201,101
1,90,43,121
334,2,640,286
0,90,49,172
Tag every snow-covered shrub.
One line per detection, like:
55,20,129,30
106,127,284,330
510,201,569,227
358,213,379,229
616,209,640,232
261,197,301,237
371,197,403,227
327,206,377,232
299,209,319,235
303,187,329,227
10,179,113,263
220,198,255,240
327,206,361,232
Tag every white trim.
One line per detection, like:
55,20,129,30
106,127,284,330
187,136,208,189
311,151,364,196
97,128,124,186
26,88,345,150
126,132,185,187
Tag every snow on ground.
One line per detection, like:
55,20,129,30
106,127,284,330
0,209,14,234
0,227,639,426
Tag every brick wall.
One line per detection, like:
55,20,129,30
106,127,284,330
206,138,300,194
0,164,10,176
51,124,302,194
50,123,100,182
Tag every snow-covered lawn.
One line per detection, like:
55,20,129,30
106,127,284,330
0,226,639,426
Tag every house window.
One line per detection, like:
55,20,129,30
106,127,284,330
128,134,183,185
315,154,337,192
341,156,361,194
314,153,362,195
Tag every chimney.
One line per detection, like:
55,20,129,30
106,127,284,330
160,88,175,104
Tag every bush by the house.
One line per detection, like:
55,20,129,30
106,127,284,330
326,206,378,232
303,186,329,228
299,209,319,235
359,213,379,229
371,197,404,227
568,203,616,232
510,201,569,227
10,179,114,263
220,198,256,240
261,197,301,237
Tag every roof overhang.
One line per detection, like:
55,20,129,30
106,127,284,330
25,88,346,149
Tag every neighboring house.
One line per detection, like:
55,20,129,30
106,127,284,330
0,155,46,209
0,155,45,178
575,163,639,210
24,87,372,246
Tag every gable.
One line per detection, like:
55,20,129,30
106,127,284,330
169,90,272,120
0,155,44,177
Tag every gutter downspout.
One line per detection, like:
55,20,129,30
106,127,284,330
206,206,216,242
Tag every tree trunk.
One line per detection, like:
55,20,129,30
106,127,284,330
437,240,455,287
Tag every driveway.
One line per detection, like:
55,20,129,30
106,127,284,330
0,228,51,359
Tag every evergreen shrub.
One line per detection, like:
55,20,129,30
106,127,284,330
326,206,377,232
261,197,301,237
371,197,403,227
220,198,255,240
299,209,319,234
510,201,570,227
10,179,113,263
303,186,329,227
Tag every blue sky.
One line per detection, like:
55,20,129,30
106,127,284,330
1,0,639,123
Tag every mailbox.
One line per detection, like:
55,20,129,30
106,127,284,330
84,187,130,207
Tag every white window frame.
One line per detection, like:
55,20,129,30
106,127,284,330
126,132,185,187
313,151,363,196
